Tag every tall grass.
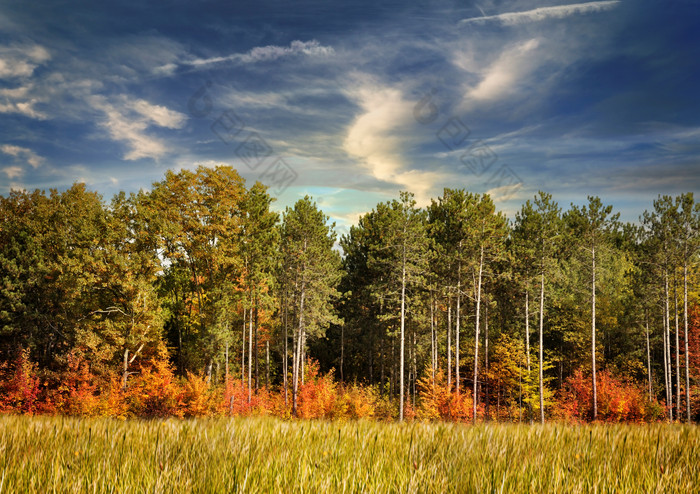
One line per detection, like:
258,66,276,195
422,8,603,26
0,415,698,493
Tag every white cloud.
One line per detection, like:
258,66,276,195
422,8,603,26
1,144,44,168
127,99,187,129
91,96,187,161
342,77,442,205
2,166,23,179
467,39,541,102
181,40,334,69
459,1,620,26
0,44,50,78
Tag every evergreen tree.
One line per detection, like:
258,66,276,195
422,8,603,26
279,196,342,416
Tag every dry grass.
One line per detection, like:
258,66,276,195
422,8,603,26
0,415,698,493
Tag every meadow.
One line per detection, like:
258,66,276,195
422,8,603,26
0,415,698,493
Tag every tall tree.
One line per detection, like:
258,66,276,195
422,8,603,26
428,189,476,393
469,194,508,423
564,196,619,420
643,195,679,420
369,192,429,420
676,193,699,422
515,192,561,423
279,196,342,416
240,182,279,396
150,165,246,377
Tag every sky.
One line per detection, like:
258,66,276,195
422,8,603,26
1,0,699,236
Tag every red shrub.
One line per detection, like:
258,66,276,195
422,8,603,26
53,351,101,416
0,349,43,414
555,368,663,423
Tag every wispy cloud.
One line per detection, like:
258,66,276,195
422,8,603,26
2,166,23,179
1,144,44,168
342,76,442,205
0,44,50,78
91,96,187,161
459,1,620,26
468,39,541,102
170,40,334,72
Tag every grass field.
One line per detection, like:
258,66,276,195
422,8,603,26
0,415,698,493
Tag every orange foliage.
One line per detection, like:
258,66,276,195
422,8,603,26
555,368,663,423
52,351,101,416
124,349,183,418
297,359,340,419
0,349,45,415
417,369,474,422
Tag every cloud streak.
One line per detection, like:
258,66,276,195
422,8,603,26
91,96,187,161
168,40,334,72
1,144,44,168
459,1,620,26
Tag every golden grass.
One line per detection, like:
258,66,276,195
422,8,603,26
0,415,698,493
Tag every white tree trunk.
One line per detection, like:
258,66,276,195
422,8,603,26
472,247,484,423
592,245,597,420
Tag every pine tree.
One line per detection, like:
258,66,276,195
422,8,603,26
564,196,619,420
514,192,561,423
279,196,342,416
368,192,429,420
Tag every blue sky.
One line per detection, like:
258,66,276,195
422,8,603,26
1,0,698,235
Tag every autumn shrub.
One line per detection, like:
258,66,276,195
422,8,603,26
97,375,129,418
181,372,217,417
0,349,44,415
124,350,183,418
52,351,101,416
555,368,663,423
417,369,473,422
339,383,378,419
297,359,341,419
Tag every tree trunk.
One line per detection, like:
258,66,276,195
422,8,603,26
447,301,452,389
456,264,461,394
664,272,673,420
684,263,690,422
674,274,680,420
525,281,530,375
430,294,435,384
242,307,246,384
293,278,305,417
254,304,259,392
399,243,407,421
122,348,129,391
472,246,484,424
592,245,598,421
248,306,253,404
539,269,545,424
225,340,229,382
340,324,344,382
284,292,288,407
646,311,652,401
484,298,489,421
266,340,270,389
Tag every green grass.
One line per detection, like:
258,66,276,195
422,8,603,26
0,415,699,493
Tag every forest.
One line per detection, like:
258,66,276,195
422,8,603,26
1,164,699,423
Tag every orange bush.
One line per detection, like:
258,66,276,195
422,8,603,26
297,359,340,419
417,369,474,422
53,351,101,416
555,368,663,423
338,383,378,419
124,349,183,418
0,349,44,415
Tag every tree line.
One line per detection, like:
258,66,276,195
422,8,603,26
1,165,699,422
